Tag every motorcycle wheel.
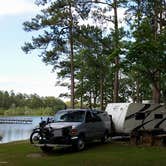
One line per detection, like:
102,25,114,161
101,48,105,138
30,131,43,145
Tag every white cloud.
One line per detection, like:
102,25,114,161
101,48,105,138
0,0,39,16
0,75,68,99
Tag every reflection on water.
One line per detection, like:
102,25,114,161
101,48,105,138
0,116,50,144
0,124,33,143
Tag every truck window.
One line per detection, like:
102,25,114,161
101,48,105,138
85,111,93,123
92,113,102,122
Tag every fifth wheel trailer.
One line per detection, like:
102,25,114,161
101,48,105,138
105,103,166,145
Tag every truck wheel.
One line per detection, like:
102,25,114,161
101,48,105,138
30,131,43,145
101,132,110,143
73,137,85,151
41,146,53,153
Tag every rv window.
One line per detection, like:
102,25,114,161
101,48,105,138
154,114,163,119
135,113,145,120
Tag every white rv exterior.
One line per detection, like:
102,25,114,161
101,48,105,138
105,103,166,134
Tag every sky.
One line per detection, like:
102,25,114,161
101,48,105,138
0,0,67,98
0,0,125,99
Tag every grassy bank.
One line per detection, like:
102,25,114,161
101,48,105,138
1,141,166,166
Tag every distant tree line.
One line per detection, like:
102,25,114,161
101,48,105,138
0,90,66,115
22,0,166,109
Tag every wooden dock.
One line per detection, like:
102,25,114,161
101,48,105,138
0,118,33,124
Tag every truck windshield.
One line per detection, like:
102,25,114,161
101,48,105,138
54,111,85,122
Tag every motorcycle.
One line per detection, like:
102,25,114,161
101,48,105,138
30,117,54,152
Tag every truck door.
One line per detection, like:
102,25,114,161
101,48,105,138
84,111,96,140
92,112,105,138
84,111,104,140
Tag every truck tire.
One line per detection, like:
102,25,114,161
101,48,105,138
73,136,85,151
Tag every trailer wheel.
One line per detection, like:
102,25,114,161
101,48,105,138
162,137,166,145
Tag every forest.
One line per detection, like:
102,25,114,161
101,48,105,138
21,0,166,110
0,90,66,115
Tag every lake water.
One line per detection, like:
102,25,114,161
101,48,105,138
0,116,51,144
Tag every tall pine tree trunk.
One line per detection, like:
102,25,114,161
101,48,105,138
136,0,141,103
136,78,141,103
89,91,92,109
69,1,75,108
80,76,84,109
113,0,119,103
152,83,160,103
152,1,161,103
70,36,75,108
100,72,104,110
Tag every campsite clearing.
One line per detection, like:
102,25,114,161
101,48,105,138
0,140,166,166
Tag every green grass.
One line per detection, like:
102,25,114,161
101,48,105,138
1,141,166,166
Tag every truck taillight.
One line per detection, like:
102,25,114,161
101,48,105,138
71,128,78,135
